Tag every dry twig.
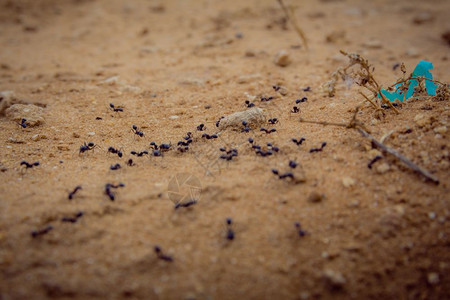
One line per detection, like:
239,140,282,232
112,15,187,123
277,0,308,49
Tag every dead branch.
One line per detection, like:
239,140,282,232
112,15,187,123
277,0,308,50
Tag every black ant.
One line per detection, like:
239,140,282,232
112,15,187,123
177,146,189,152
79,142,97,155
153,150,162,157
271,169,294,180
109,103,123,112
131,150,148,157
68,185,82,200
105,183,125,201
291,106,300,113
95,117,103,120
197,124,206,131
174,199,197,209
245,100,255,108
261,96,274,102
255,149,273,157
183,132,193,140
309,142,327,153
110,163,121,170
248,138,254,144
268,118,278,124
295,222,306,237
260,128,276,134
303,86,311,92
368,155,382,169
61,211,83,223
289,160,297,168
154,245,173,262
295,97,307,104
127,158,134,166
19,118,27,128
108,147,123,158
267,143,279,152
272,85,281,92
159,143,171,151
31,225,53,238
131,125,144,137
226,218,234,240
292,138,305,146
216,116,225,127
20,161,39,169
202,133,218,139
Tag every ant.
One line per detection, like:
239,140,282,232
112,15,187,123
174,199,197,209
61,211,83,223
197,124,206,131
154,245,173,262
127,158,135,166
260,96,274,102
202,133,218,139
260,128,276,134
20,161,39,169
272,85,281,92
108,147,123,158
31,225,53,238
268,118,278,125
368,155,382,169
131,125,144,137
19,118,27,128
159,143,171,151
216,116,225,127
226,218,235,240
266,143,279,152
295,97,307,104
110,163,121,170
295,222,306,237
245,100,255,108
255,149,273,157
248,138,254,144
309,142,327,153
177,146,189,152
271,169,294,180
131,150,148,157
95,117,103,120
291,106,300,113
292,138,305,146
109,103,123,112
68,185,82,200
303,86,311,92
153,150,162,157
79,142,97,155
105,183,125,201
288,160,298,169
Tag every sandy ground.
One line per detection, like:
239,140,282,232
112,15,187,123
0,0,449,299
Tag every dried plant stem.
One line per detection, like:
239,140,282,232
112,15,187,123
299,117,440,184
277,0,308,49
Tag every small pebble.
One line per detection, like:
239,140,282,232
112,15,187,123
342,177,355,188
376,163,390,174
307,191,323,203
87,132,95,136
169,115,179,120
433,126,447,134
274,50,291,67
323,269,346,289
427,272,440,285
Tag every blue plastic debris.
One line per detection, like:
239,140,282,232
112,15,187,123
379,60,437,102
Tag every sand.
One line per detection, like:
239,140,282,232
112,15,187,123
0,0,449,299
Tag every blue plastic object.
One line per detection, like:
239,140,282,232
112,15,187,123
379,60,437,102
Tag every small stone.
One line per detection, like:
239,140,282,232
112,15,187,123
0,91,16,115
413,12,434,25
87,132,95,136
362,40,383,49
5,104,45,127
428,212,436,220
31,134,46,141
342,177,355,188
218,107,266,130
414,113,431,127
405,48,420,58
323,269,346,289
307,191,323,203
376,163,390,174
275,85,288,96
169,115,179,120
236,74,262,84
427,272,439,285
433,126,447,134
57,145,70,151
274,50,291,67
72,132,80,138
245,49,256,57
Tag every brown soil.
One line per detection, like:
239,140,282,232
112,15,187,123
0,0,449,299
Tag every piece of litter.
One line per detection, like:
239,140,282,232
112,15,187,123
379,60,437,102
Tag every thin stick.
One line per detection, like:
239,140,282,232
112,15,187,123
299,118,440,184
277,0,308,50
